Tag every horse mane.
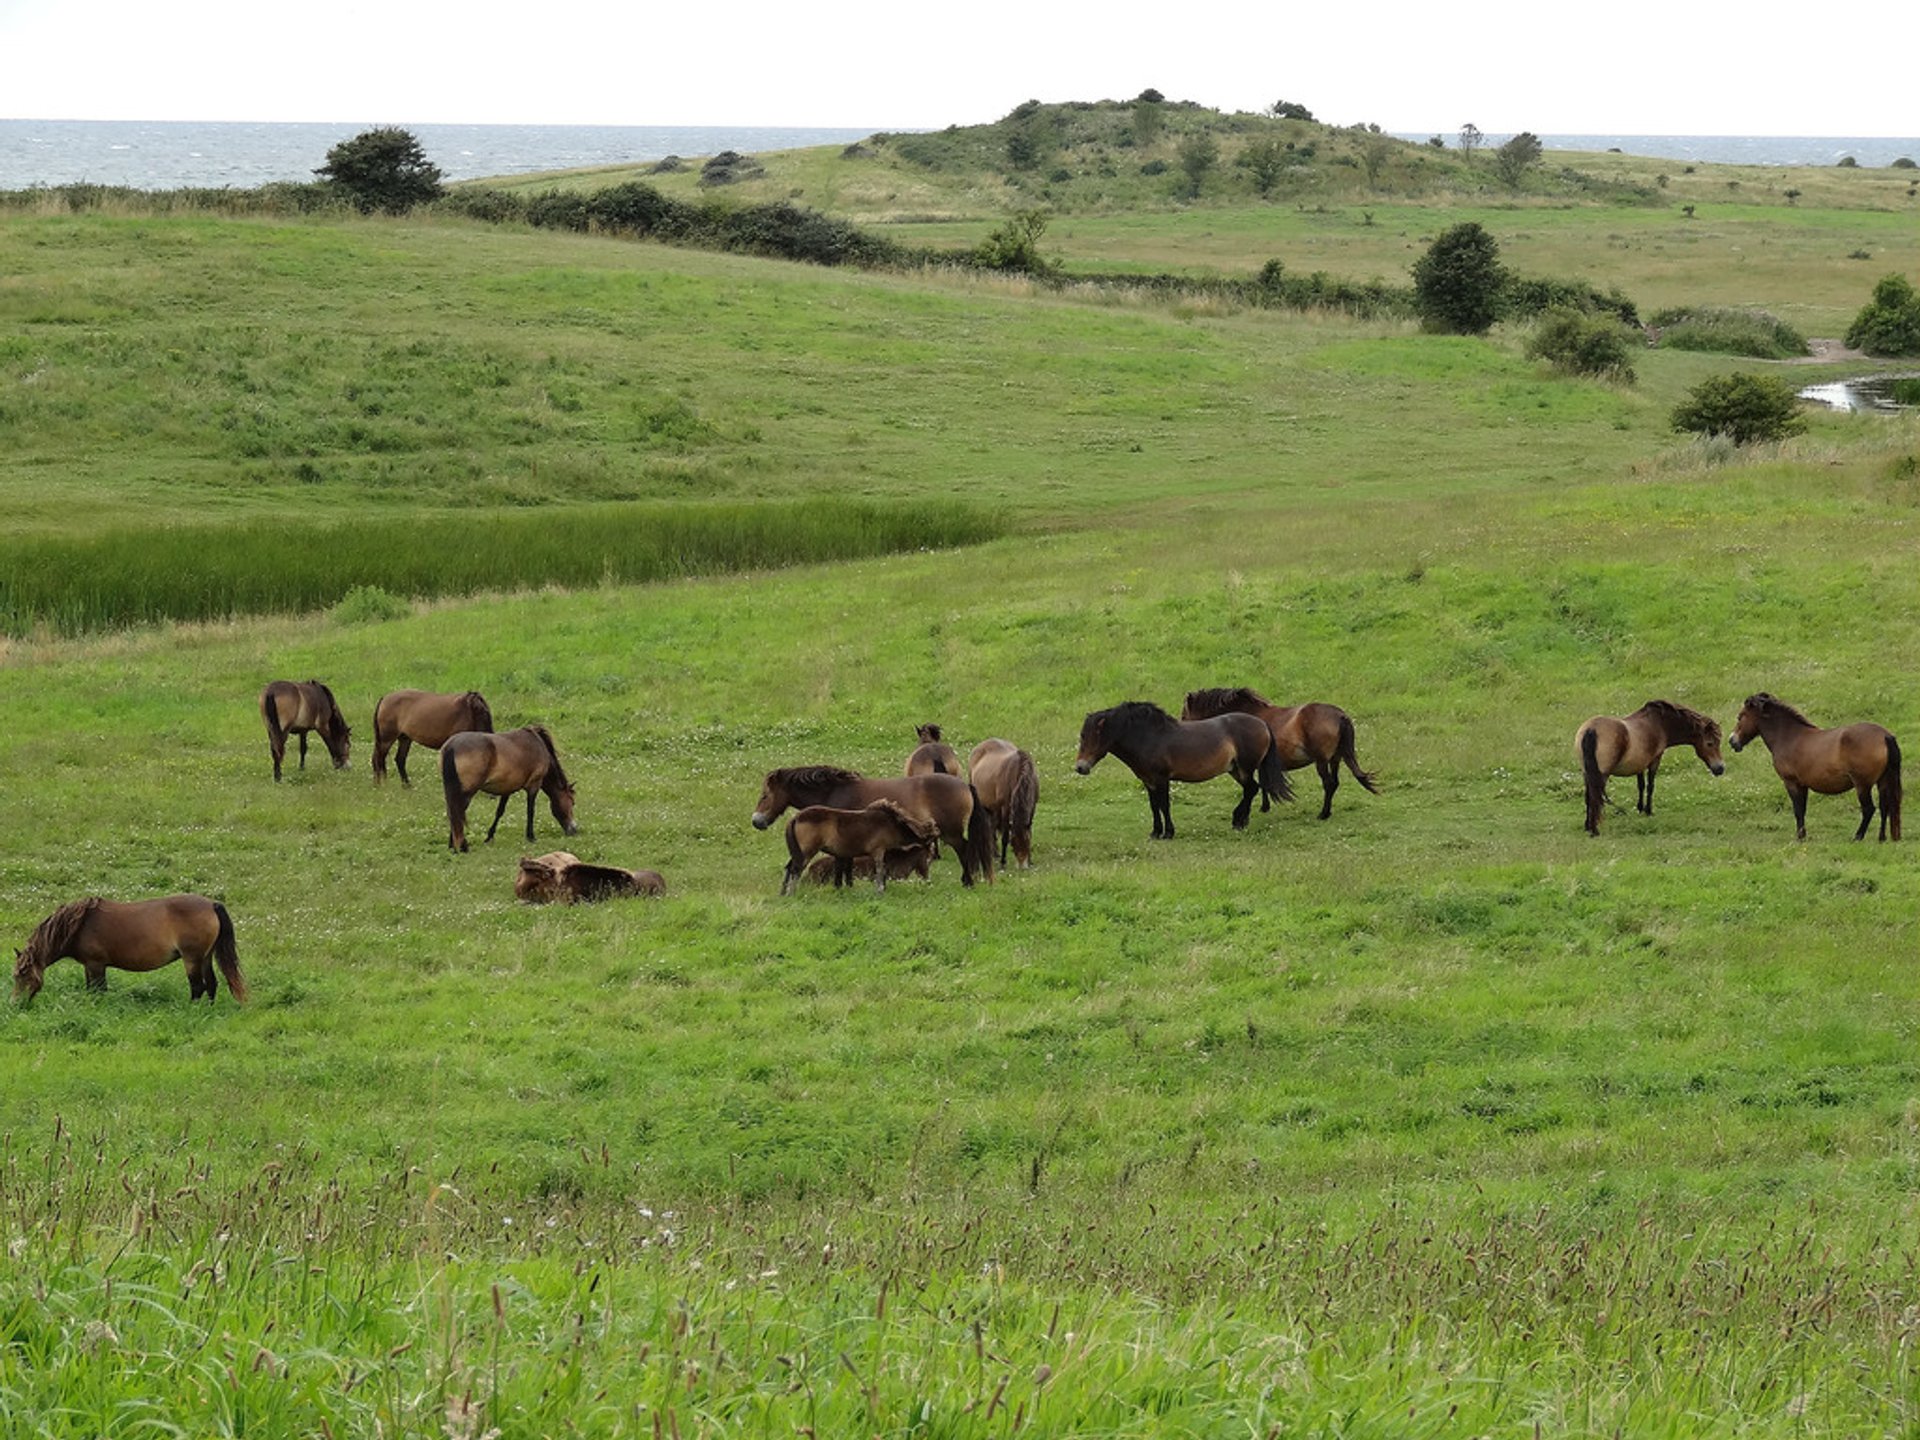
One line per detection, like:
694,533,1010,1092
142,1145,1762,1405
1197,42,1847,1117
466,692,494,731
1745,692,1814,728
526,724,571,789
866,798,938,840
17,897,100,975
1091,700,1180,738
916,723,943,743
1183,686,1272,716
1644,699,1721,745
309,680,349,734
767,765,863,791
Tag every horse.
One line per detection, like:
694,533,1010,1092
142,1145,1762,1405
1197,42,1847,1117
751,767,996,885
515,852,665,903
1575,699,1726,836
260,679,351,781
1729,693,1901,841
1180,688,1378,820
782,801,942,894
441,725,578,852
372,689,493,784
1075,700,1292,838
803,843,935,887
14,895,246,1005
905,723,962,777
968,738,1039,868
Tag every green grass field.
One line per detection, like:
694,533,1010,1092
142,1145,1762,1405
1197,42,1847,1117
3,139,1920,1436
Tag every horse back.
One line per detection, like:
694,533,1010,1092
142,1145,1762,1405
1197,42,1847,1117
81,895,219,967
845,774,973,839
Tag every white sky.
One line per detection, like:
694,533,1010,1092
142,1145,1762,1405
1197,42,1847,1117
1,0,1913,136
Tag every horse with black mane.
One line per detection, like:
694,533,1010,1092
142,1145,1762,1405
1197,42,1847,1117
15,895,246,1005
441,724,578,852
905,724,962,777
752,767,995,885
260,679,351,781
1730,693,1901,841
1076,700,1291,838
1575,699,1724,836
1180,687,1378,820
373,689,493,784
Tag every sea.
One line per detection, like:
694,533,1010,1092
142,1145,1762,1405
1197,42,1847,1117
4,120,1918,192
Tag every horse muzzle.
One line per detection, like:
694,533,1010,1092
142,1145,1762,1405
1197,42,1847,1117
751,812,772,830
1073,760,1092,776
1728,738,1746,753
1710,762,1726,776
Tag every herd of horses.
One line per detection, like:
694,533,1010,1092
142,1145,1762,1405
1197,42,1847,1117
11,678,1902,1005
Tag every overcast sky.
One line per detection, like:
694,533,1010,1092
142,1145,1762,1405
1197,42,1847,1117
2,0,1913,135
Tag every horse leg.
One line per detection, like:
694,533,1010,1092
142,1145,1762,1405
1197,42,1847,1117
1854,780,1875,841
395,736,413,786
1787,783,1809,841
270,733,285,782
1145,784,1164,839
298,731,308,770
1318,759,1338,820
1232,774,1257,830
85,964,107,993
525,789,537,842
1158,784,1176,840
1635,771,1648,815
873,849,888,894
483,792,513,844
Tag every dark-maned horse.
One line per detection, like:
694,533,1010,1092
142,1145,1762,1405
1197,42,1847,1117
373,689,494,784
260,679,351,781
515,851,664,903
1180,687,1378,820
441,725,578,852
968,738,1039,868
751,767,995,885
783,801,941,894
803,843,935,887
1730,693,1901,841
1575,699,1725,836
14,895,246,1005
905,723,962,777
1076,700,1292,838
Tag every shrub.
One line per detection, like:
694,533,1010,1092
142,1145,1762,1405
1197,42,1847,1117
1505,277,1639,327
1269,100,1313,121
331,585,411,624
1239,137,1288,195
1176,132,1219,197
1493,131,1543,187
972,209,1057,274
1670,373,1807,445
1525,307,1636,382
522,190,593,232
1836,155,1859,168
315,127,444,214
435,187,528,225
1843,273,1920,355
1412,222,1505,334
1139,159,1169,176
1893,157,1917,169
1648,306,1808,359
699,151,762,186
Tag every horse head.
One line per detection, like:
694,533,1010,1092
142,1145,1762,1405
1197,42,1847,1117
1074,712,1108,774
549,783,579,837
1729,694,1770,753
13,948,43,1004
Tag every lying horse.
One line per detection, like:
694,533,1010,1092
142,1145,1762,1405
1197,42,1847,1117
373,689,493,784
515,851,665,903
1180,688,1378,820
441,725,578,852
752,767,995,885
1076,700,1291,838
905,723,962,777
1730,693,1901,841
968,738,1039,868
1575,699,1724,836
15,894,246,1004
804,844,935,887
260,679,351,781
783,801,941,894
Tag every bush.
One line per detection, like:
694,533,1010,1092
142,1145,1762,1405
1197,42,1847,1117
972,209,1057,274
1836,156,1859,168
1648,306,1808,359
1493,131,1543,187
1844,273,1920,356
1505,276,1639,327
1670,373,1807,445
1525,307,1636,382
1412,222,1506,335
435,187,528,225
1893,157,1917,170
331,585,411,624
314,128,444,214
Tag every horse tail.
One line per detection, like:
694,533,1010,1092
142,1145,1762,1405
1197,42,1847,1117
966,786,997,885
260,687,286,753
1336,712,1381,794
441,741,467,822
932,752,948,775
1581,726,1604,835
1258,735,1295,806
1882,733,1902,841
212,902,247,1004
1009,751,1040,850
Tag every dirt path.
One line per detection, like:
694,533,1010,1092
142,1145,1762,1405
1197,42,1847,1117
1794,338,1867,364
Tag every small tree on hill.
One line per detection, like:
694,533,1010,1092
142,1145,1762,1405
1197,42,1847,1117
973,209,1058,275
1177,131,1220,197
1671,373,1806,445
1458,123,1483,160
315,127,443,213
1412,221,1506,334
1239,136,1289,196
1493,131,1542,187
1269,100,1314,122
1844,273,1920,355
1361,132,1394,188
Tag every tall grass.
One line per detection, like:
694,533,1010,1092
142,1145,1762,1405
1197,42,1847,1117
0,497,1004,636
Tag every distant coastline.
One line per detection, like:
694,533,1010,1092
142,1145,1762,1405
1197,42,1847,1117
1409,133,1920,169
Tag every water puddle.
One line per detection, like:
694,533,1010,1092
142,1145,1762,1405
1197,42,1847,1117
1799,373,1920,412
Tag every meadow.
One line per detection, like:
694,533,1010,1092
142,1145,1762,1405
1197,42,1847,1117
2,142,1920,1435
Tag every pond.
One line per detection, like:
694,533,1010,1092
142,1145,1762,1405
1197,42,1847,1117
1798,373,1920,412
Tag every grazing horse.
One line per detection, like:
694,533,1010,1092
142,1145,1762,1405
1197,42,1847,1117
260,679,351,781
1730,693,1901,841
968,738,1040,868
372,689,493,784
441,725,578,852
783,801,942,894
14,895,246,1005
905,723,962,777
1075,700,1292,838
515,852,664,903
1180,688,1378,820
804,844,935,887
751,767,995,885
1575,699,1726,836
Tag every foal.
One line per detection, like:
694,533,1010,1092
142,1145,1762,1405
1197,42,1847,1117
783,801,941,894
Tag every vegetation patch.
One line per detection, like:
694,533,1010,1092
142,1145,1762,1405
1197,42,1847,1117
1650,305,1809,358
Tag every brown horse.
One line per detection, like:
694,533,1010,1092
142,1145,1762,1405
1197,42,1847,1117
260,679,351,781
14,895,246,1005
783,801,942,894
1076,701,1292,838
968,738,1040,868
372,689,493,784
804,844,935,887
441,725,578,852
905,723,962,777
1730,693,1902,841
515,852,665,903
1180,688,1378,820
1575,700,1726,836
752,767,996,885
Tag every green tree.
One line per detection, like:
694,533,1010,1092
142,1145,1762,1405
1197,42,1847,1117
1458,123,1483,161
1670,372,1807,444
1360,132,1394,188
1239,136,1288,196
1844,273,1920,355
1493,131,1542,187
1268,99,1314,121
1133,95,1164,145
972,209,1057,274
1411,221,1506,334
1176,132,1219,197
315,127,444,213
